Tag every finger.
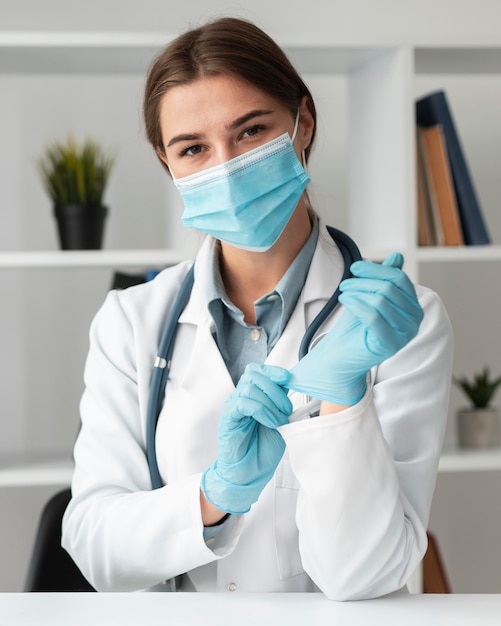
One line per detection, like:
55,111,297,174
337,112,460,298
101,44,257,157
234,380,292,427
342,264,417,300
339,290,423,331
339,277,422,317
239,365,292,413
244,362,291,386
338,292,422,354
234,395,290,428
348,261,404,283
382,251,404,269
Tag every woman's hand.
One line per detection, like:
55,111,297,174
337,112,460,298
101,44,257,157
201,363,292,515
288,253,424,406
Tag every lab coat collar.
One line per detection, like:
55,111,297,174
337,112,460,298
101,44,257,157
300,219,345,313
177,236,218,330
178,220,345,330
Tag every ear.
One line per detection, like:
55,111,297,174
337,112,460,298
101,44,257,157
297,95,315,152
156,147,168,166
156,148,172,174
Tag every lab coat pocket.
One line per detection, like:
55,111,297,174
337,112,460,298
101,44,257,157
273,452,304,580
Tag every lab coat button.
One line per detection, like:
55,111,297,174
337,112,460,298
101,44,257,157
227,582,237,592
250,328,261,342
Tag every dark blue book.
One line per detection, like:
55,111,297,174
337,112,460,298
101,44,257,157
416,90,490,245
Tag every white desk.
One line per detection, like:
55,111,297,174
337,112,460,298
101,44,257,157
0,593,499,626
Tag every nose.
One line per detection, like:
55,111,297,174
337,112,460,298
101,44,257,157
213,143,240,166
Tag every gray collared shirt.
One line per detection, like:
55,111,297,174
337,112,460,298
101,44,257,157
207,220,318,385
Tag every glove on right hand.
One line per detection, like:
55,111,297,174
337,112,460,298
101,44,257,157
287,252,424,405
201,363,292,515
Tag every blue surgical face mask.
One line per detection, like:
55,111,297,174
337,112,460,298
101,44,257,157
170,116,310,251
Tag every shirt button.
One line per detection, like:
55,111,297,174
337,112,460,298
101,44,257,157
227,582,237,592
266,294,279,302
250,328,261,342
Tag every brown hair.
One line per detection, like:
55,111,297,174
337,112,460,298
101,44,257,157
143,17,316,169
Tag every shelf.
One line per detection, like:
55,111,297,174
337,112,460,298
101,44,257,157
0,31,168,74
416,245,501,263
415,46,501,75
0,447,498,488
0,32,395,76
0,456,74,487
2,33,500,77
0,249,190,269
439,447,501,473
2,245,500,270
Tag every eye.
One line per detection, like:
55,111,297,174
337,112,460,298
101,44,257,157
179,144,204,157
241,124,265,139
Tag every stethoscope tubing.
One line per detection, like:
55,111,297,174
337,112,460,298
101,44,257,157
146,228,361,489
146,265,195,490
298,226,361,359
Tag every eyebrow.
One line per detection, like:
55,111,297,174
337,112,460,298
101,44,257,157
228,108,274,131
166,109,274,148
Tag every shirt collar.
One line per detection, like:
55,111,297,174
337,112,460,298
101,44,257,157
207,218,319,327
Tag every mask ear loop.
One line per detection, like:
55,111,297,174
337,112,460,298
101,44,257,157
291,109,300,142
167,163,176,182
291,109,307,168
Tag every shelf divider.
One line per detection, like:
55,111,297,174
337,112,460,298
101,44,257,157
0,249,190,269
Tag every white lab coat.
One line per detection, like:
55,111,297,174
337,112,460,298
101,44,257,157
62,222,453,600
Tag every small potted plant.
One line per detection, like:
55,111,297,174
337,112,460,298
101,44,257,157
453,367,501,448
39,135,115,250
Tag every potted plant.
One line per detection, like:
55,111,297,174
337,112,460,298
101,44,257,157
39,136,115,249
453,367,501,448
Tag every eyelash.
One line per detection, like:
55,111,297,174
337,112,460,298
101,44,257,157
178,145,202,158
241,124,265,138
177,124,267,158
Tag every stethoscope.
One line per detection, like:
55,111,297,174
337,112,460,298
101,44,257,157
146,226,362,490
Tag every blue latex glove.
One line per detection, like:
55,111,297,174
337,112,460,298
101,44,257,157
287,252,424,405
201,363,292,514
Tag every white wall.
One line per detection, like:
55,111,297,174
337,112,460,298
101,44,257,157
2,0,501,44
1,0,500,593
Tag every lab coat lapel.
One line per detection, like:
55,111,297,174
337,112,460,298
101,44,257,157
155,238,235,481
179,314,234,397
300,220,346,329
267,220,346,369
177,236,234,398
155,313,233,481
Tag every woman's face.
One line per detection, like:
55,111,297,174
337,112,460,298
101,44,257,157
158,74,307,179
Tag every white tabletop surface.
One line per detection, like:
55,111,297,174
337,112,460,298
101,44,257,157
0,593,499,626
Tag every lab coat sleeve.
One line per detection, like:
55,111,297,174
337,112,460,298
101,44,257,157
278,287,453,601
61,289,242,592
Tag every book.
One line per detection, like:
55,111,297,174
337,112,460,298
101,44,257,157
416,133,439,246
417,125,463,246
416,90,490,245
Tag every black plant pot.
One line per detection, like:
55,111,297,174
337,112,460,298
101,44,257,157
54,204,108,250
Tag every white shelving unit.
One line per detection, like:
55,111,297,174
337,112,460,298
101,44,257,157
0,31,499,480
439,447,501,473
1,29,500,593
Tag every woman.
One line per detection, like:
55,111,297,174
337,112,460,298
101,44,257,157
62,17,453,600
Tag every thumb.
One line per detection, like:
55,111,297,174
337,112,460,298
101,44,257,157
382,251,404,270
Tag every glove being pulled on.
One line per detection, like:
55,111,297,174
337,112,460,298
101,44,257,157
287,252,424,405
201,363,292,515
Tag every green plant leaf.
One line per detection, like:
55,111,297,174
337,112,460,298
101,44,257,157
453,367,501,409
38,135,115,207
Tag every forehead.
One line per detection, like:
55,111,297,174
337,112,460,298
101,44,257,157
159,74,285,134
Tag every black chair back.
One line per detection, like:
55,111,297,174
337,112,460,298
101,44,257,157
25,488,95,592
